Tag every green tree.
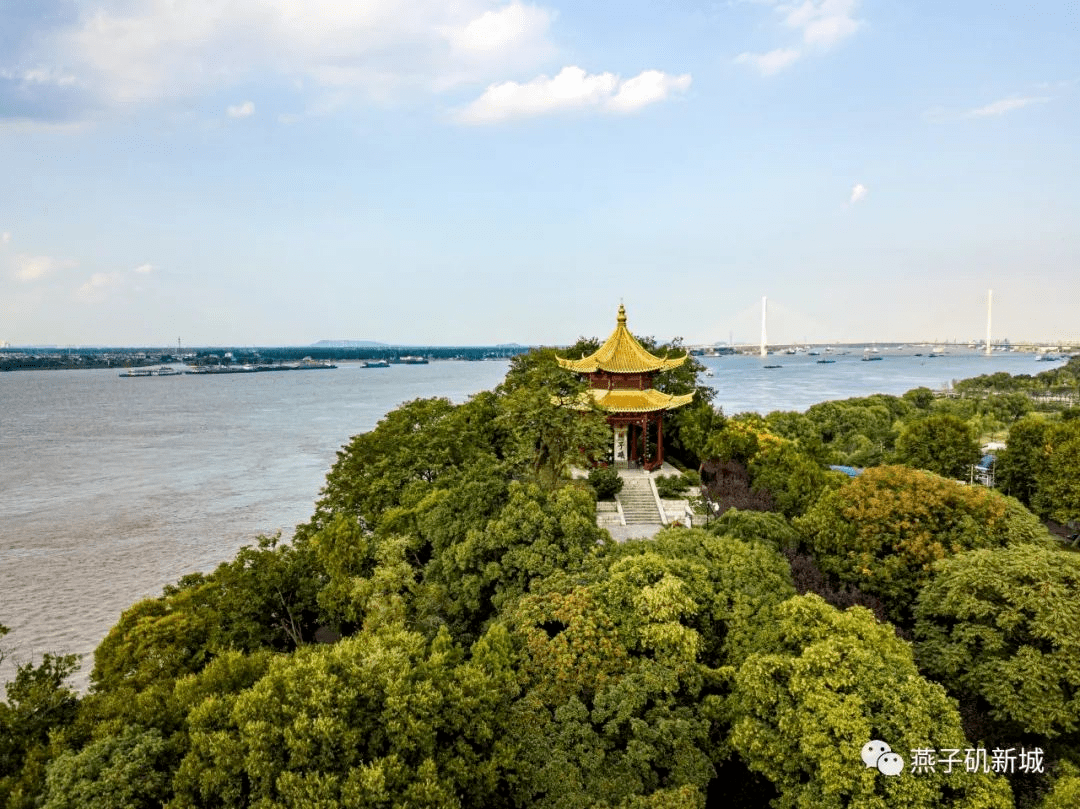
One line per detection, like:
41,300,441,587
618,527,797,666
1039,762,1080,809
496,350,611,487
667,399,725,468
915,543,1080,738
299,393,503,537
172,623,519,809
588,466,623,500
422,481,610,641
497,528,795,808
895,413,982,479
90,589,217,694
702,417,772,468
90,533,321,699
311,460,605,646
1032,421,1080,524
706,509,802,551
40,726,172,809
501,575,713,807
995,416,1049,505
724,595,1012,809
978,392,1033,426
68,532,327,791
0,653,80,809
308,512,382,630
747,439,834,518
796,465,1050,624
904,386,936,410
799,395,909,466
931,395,979,421
764,410,833,466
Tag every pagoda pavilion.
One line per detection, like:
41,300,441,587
558,304,695,471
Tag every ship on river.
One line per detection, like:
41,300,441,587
119,366,185,377
122,360,336,376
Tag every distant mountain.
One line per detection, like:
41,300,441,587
312,339,388,347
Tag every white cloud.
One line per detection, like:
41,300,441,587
0,118,90,135
226,100,255,118
72,264,151,298
734,48,801,76
13,254,72,281
0,67,79,87
849,182,867,204
78,271,122,298
459,66,690,123
449,2,553,55
460,67,615,123
1,233,10,246
42,0,558,107
736,0,862,75
967,96,1049,118
783,0,863,49
607,71,692,112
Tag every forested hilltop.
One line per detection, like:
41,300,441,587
3,350,1080,809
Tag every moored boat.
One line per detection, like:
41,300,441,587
119,366,186,377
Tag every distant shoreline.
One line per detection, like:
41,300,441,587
0,345,529,372
2,342,1075,373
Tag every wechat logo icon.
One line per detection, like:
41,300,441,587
862,740,904,776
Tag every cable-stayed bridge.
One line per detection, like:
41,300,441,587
686,295,1079,354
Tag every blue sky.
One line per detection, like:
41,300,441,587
1,1,1077,347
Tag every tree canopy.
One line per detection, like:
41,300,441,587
725,595,1013,809
895,413,982,479
795,465,1050,623
915,543,1080,738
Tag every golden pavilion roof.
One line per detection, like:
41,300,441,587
588,388,695,413
557,305,689,374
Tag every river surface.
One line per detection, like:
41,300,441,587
0,350,1060,689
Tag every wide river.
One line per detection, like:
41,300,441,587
0,350,1059,689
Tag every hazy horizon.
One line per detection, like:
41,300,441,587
2,2,1077,347
4,337,1074,351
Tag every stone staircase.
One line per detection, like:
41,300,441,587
595,501,623,528
616,474,663,524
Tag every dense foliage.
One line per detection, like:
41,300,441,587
725,595,1011,809
588,466,624,500
996,418,1080,525
915,544,1080,738
796,465,1050,624
4,350,1079,808
894,413,982,479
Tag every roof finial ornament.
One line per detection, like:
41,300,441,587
556,305,689,375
